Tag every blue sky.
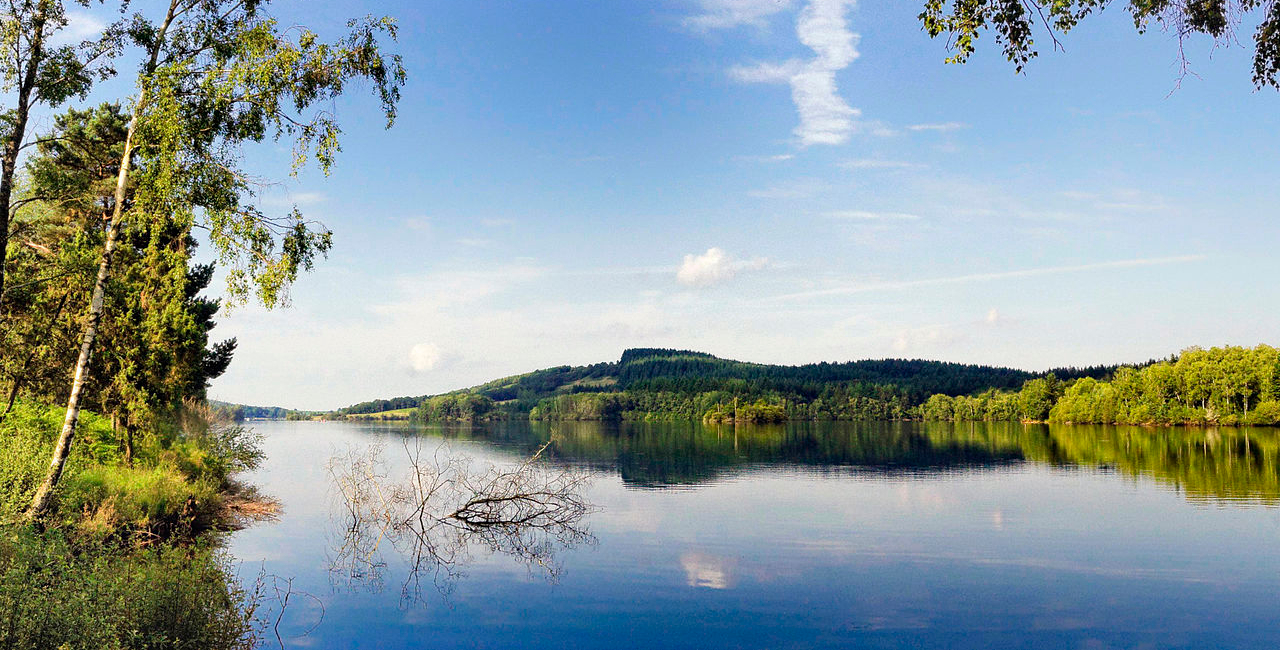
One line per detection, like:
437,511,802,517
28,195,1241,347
138,0,1280,409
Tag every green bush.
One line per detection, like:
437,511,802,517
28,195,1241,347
62,465,220,540
1250,400,1280,425
0,527,260,650
0,403,118,520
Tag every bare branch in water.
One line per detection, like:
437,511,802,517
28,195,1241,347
326,439,595,604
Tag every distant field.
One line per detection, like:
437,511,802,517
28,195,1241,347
345,406,415,421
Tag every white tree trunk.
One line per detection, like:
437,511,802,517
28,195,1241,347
27,96,142,518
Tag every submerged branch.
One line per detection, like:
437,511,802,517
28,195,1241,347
326,439,595,604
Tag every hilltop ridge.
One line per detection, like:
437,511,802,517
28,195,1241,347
334,348,1126,419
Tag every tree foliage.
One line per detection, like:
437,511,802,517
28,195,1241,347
365,348,1125,424
19,0,404,517
920,0,1280,88
920,345,1280,426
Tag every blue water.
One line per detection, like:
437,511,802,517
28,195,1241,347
229,420,1280,649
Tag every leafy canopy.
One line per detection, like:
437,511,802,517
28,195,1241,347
125,3,406,307
920,0,1280,88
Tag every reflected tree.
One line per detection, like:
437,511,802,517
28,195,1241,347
326,440,594,604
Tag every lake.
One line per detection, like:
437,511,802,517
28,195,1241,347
229,420,1280,649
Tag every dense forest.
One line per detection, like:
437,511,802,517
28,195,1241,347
209,400,312,421
351,346,1278,427
328,348,1128,424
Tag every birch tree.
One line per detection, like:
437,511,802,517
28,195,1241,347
0,0,116,312
28,0,404,517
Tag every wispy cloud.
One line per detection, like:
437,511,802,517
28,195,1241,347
684,0,798,30
676,247,770,287
1060,188,1169,214
748,178,828,199
770,255,1207,301
840,159,924,170
824,210,920,221
734,153,796,163
906,122,967,133
264,191,327,207
54,11,106,44
729,0,860,146
892,324,957,353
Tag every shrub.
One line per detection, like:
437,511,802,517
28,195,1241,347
0,527,261,650
62,465,220,540
1249,401,1280,425
0,402,118,520
164,402,264,487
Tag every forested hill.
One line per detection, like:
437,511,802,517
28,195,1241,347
336,348,1125,416
209,400,312,421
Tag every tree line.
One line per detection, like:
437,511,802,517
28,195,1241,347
402,346,1280,427
386,347,1126,423
921,346,1280,426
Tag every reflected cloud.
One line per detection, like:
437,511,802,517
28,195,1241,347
681,551,737,589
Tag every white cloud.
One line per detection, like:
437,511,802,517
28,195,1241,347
840,159,923,170
729,0,860,146
591,302,672,339
986,308,1001,324
748,177,828,199
681,552,736,589
676,247,769,287
1057,188,1169,214
906,122,967,132
684,0,798,30
264,191,327,207
734,153,795,163
57,11,105,43
824,210,920,221
402,217,432,232
408,342,442,373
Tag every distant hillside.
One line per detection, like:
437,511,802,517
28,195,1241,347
335,348,1126,418
209,400,312,421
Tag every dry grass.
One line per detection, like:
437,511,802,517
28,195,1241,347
217,481,281,530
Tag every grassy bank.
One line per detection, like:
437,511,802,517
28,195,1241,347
0,401,267,649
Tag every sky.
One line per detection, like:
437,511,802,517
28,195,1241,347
76,0,1277,410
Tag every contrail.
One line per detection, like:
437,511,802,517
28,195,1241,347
769,254,1208,301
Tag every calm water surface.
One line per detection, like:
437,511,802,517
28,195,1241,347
229,420,1280,649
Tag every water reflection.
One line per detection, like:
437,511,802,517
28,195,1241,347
680,551,736,590
396,420,1280,503
327,439,595,604
230,420,1280,649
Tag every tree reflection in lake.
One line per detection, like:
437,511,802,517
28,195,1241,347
326,439,594,604
418,420,1280,504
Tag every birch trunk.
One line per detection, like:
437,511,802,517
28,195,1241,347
0,2,50,314
26,105,141,517
26,0,180,519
